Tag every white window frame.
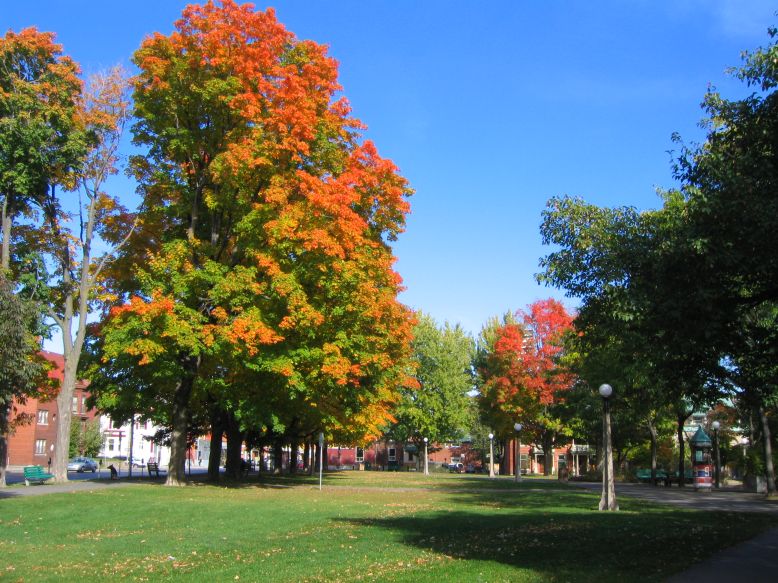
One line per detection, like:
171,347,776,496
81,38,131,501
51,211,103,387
37,410,49,425
35,439,46,455
355,447,364,463
388,447,396,462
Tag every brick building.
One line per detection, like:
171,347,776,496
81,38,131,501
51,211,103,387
6,351,96,468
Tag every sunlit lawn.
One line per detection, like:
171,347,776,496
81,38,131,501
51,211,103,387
1,472,775,582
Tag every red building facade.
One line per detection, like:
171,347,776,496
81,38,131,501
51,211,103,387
6,352,96,468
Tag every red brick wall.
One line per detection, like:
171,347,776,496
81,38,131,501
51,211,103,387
6,352,96,467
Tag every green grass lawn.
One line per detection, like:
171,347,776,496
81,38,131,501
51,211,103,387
1,473,775,582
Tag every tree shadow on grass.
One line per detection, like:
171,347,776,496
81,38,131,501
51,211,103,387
336,488,778,583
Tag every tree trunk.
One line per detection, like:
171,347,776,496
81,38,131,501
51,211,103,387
165,358,198,486
51,355,80,482
289,435,299,475
0,402,9,488
1,197,12,272
303,439,311,474
648,418,658,486
224,411,243,480
677,414,687,488
599,397,618,511
322,438,329,470
542,431,554,476
207,409,224,482
759,404,776,496
273,438,283,475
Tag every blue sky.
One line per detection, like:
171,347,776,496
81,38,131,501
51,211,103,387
4,0,776,339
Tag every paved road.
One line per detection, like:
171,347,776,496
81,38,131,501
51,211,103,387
570,480,778,514
569,481,778,582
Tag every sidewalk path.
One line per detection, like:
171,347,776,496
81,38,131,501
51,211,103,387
664,526,778,583
569,481,778,514
568,481,778,582
0,478,136,499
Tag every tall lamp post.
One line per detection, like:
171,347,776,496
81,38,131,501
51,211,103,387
423,437,429,476
514,423,523,483
712,421,721,489
598,383,618,511
488,433,495,478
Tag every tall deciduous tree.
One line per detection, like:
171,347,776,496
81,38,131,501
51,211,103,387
538,195,725,483
98,1,413,485
477,300,575,475
388,313,474,449
41,67,131,482
1,26,131,483
673,29,778,495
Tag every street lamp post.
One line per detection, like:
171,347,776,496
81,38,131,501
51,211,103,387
488,433,495,478
514,423,523,483
712,421,721,489
598,384,618,511
318,432,324,491
423,437,429,476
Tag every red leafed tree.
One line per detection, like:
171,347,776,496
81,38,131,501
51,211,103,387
478,299,575,475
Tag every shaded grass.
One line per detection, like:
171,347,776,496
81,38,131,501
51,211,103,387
0,474,775,582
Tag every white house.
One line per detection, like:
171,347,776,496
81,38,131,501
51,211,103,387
98,415,171,468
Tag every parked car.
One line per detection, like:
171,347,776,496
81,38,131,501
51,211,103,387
449,462,465,473
68,457,98,473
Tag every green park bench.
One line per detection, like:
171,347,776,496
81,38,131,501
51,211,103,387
23,465,54,486
636,469,670,485
147,462,161,477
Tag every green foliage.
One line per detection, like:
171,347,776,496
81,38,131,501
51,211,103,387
388,313,475,445
0,274,49,430
0,28,89,272
68,418,103,458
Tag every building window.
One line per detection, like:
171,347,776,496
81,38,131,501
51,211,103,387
35,439,46,455
72,396,78,414
108,438,115,452
388,447,396,462
81,395,87,413
356,447,364,462
37,410,49,425
558,454,567,468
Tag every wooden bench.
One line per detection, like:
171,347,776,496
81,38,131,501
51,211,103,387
147,462,160,477
23,465,54,486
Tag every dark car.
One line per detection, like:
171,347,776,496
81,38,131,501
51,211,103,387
67,457,98,472
448,462,464,473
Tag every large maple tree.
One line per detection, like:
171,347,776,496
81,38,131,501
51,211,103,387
97,1,413,484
